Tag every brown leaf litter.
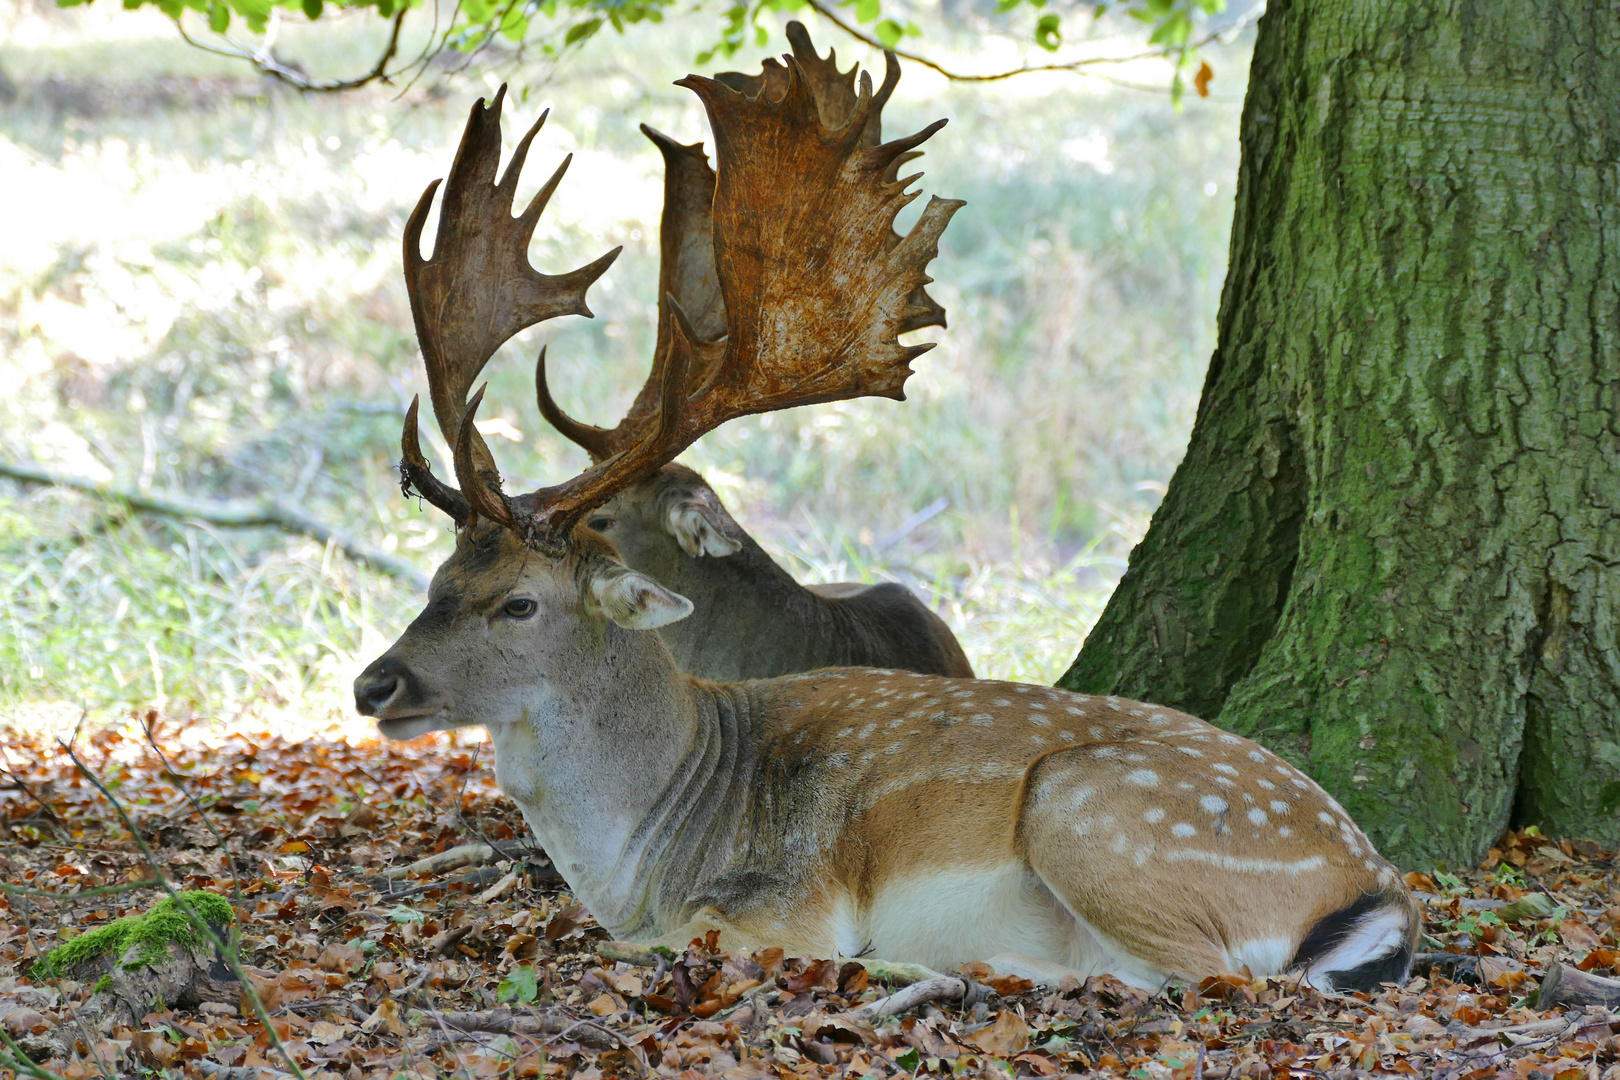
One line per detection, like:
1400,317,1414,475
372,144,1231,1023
2,719,1618,1079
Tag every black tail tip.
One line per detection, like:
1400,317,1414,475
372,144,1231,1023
1319,937,1415,994
1292,888,1418,994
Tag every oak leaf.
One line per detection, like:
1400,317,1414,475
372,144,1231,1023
1559,920,1602,952
965,1010,1030,1056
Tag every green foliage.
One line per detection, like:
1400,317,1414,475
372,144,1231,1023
31,891,235,982
497,963,540,1003
55,0,1234,97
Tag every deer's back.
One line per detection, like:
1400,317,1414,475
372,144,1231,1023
809,581,974,678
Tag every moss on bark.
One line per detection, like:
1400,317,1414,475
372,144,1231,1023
31,890,234,983
1062,0,1620,867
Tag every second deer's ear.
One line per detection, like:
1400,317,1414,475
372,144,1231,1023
665,499,743,558
588,564,694,629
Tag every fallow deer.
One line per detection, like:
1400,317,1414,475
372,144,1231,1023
534,25,972,681
357,48,1418,992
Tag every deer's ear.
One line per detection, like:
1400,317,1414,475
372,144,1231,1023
665,499,742,558
588,565,694,629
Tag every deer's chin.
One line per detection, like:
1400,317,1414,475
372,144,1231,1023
376,710,456,741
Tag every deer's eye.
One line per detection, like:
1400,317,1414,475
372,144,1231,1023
503,598,538,619
588,516,615,531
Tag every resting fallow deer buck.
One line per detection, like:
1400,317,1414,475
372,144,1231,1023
534,25,972,681
357,50,1418,992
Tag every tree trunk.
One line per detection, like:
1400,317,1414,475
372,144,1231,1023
1060,0,1620,868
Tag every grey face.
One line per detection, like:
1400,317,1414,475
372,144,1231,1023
353,524,693,741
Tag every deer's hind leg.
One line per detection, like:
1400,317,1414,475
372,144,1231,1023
1015,746,1308,986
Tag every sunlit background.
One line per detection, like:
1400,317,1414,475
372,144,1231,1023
0,0,1247,735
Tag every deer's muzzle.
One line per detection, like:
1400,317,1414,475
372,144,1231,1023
354,654,423,718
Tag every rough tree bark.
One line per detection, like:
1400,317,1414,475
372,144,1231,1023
1061,0,1620,867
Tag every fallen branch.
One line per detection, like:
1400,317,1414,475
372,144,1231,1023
1537,961,1620,1009
379,840,549,880
381,843,504,881
597,941,664,968
850,976,968,1023
372,866,507,901
0,458,427,589
851,958,950,987
406,1008,619,1052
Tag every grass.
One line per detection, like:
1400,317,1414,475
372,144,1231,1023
0,0,1247,725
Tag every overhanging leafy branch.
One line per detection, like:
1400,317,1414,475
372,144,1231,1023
58,0,1252,97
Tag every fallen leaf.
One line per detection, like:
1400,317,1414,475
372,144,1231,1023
360,997,403,1036
477,869,519,903
1,1007,47,1037
343,803,381,829
240,972,283,1015
810,1015,876,1045
783,958,836,993
133,1030,178,1067
586,992,623,1016
1576,947,1618,972
606,970,643,996
308,1020,350,1043
966,1009,1030,1056
1559,920,1602,951
316,942,364,973
984,972,1035,995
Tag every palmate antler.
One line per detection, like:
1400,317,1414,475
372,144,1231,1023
537,21,950,463
398,87,620,525
403,27,963,551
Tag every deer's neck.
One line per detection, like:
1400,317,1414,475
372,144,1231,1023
486,632,761,937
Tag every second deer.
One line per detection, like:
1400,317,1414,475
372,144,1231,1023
534,25,972,680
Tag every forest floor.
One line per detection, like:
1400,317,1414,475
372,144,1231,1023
2,720,1618,1080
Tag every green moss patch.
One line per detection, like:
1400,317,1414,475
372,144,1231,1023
31,891,234,983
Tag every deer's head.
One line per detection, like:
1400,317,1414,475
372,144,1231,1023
578,465,744,592
355,25,961,738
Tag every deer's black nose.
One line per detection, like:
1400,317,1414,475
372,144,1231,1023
354,656,415,716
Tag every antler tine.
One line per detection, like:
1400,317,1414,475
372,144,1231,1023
534,346,614,462
510,298,702,549
509,49,963,548
453,387,520,531
782,20,897,143
400,395,471,523
533,124,730,465
642,126,729,367
400,84,620,528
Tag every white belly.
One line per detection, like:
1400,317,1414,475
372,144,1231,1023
857,862,1153,983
